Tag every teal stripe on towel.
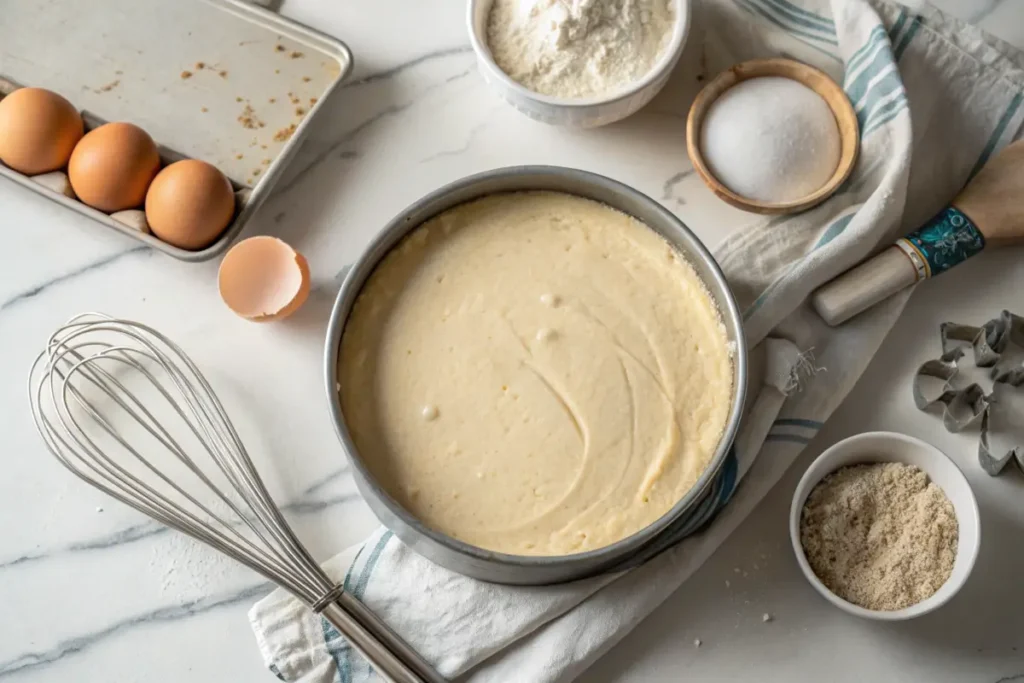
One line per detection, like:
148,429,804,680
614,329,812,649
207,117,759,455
968,92,1023,180
887,9,908,42
756,0,836,37
893,16,921,60
747,212,859,320
774,418,824,429
845,44,900,114
814,214,856,248
844,25,888,77
734,0,839,49
862,92,908,136
323,543,370,683
857,85,906,130
763,0,835,30
353,530,395,600
743,258,800,320
326,533,396,682
345,531,395,681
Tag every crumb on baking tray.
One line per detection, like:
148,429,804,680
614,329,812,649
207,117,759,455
115,70,123,75
302,76,311,83
275,69,281,75
195,61,206,70
252,168,262,176
269,97,276,103
262,158,271,165
290,51,304,59
236,153,244,160
275,44,286,52
238,104,265,130
201,106,208,113
95,79,120,93
180,70,193,79
274,123,297,142
309,97,318,105
261,144,268,150
295,106,306,116
236,96,243,103
219,70,228,78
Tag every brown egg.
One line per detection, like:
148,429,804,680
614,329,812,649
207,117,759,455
145,159,235,250
68,122,161,212
218,237,310,321
0,88,84,175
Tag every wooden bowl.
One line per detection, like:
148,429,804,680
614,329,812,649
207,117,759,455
686,58,859,215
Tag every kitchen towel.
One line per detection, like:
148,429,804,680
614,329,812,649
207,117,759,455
250,0,1024,681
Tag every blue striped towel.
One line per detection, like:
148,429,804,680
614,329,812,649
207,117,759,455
250,0,1024,680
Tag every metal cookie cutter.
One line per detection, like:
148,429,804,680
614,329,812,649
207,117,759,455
913,310,1024,475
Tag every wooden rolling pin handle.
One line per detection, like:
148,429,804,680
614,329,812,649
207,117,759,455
811,206,986,326
811,246,919,326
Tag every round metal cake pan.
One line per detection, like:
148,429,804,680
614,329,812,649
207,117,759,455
324,166,748,585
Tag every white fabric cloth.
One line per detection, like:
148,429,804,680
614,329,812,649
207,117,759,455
250,1,1024,681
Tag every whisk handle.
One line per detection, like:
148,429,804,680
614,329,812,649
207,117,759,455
321,595,447,683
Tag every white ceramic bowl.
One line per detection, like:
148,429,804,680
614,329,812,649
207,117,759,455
789,431,980,620
466,0,690,128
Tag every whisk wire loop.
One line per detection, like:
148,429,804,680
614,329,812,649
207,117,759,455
28,313,444,683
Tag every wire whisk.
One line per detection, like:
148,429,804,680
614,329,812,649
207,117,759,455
28,313,444,683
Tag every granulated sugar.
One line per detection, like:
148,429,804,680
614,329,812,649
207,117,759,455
800,462,958,611
700,76,840,203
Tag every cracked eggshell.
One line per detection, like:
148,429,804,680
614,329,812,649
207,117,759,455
218,236,310,322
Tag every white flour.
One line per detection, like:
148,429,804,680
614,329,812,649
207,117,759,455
486,0,676,99
700,77,841,203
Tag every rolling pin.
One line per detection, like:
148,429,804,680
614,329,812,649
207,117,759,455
812,139,1024,326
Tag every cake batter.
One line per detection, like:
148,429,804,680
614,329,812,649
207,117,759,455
338,192,733,556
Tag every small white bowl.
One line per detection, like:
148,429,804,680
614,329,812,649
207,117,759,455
466,0,690,127
789,431,980,621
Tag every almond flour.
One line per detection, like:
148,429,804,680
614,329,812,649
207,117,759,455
800,462,958,611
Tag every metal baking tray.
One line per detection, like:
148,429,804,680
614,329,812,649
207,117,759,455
0,0,352,261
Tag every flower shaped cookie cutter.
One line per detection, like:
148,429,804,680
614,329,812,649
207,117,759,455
912,310,1024,475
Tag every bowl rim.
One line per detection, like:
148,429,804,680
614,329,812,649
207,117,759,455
465,0,691,109
323,164,748,571
788,431,981,621
685,57,860,215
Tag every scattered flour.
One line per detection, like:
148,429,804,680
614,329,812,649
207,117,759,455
486,0,676,98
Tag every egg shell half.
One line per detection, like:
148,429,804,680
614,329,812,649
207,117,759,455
218,236,310,322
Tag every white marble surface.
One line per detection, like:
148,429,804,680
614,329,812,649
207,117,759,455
2,1,1023,682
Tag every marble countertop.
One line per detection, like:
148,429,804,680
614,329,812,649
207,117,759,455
2,1,1023,682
